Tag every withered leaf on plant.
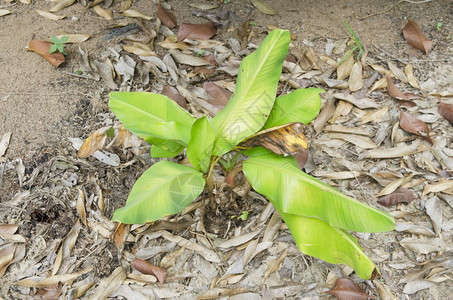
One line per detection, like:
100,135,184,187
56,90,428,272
27,40,65,67
325,278,373,300
399,109,433,144
403,19,433,55
177,22,217,42
238,122,308,157
438,101,453,124
377,188,415,207
156,4,177,29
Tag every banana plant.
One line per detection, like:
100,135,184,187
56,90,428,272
109,29,394,279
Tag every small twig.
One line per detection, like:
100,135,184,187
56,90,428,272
358,0,433,20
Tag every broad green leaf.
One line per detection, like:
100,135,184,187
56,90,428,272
109,92,196,145
243,153,394,232
187,116,215,173
241,146,272,157
263,88,323,129
51,36,59,43
277,208,377,279
211,29,290,155
49,44,57,53
112,161,205,224
150,143,184,158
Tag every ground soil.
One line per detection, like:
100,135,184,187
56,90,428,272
0,0,452,299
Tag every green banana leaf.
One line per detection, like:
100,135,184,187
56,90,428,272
211,29,290,155
263,88,324,129
243,153,394,233
112,161,205,224
277,207,377,279
109,92,196,146
186,116,215,173
150,143,185,158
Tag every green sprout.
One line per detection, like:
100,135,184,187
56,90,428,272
339,20,364,64
196,49,205,57
239,211,249,221
50,35,68,56
249,21,258,26
436,21,443,31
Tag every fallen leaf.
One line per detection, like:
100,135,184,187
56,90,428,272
422,180,453,197
386,75,420,101
131,258,167,284
93,5,113,20
52,34,90,44
77,127,110,158
27,40,65,67
377,188,415,206
85,266,125,300
93,59,118,90
177,22,217,42
123,42,156,56
187,3,219,10
403,19,433,55
0,132,12,157
122,9,152,20
49,0,75,12
337,50,354,80
387,61,408,83
404,64,420,89
327,133,377,149
0,9,11,17
360,106,388,124
217,229,262,249
313,98,336,134
425,196,442,235
263,249,288,281
348,61,363,92
238,122,308,157
0,224,18,234
399,109,433,144
0,243,16,277
36,10,65,20
16,266,93,287
365,142,425,158
158,37,189,50
70,137,120,166
51,220,82,275
156,4,177,29
203,81,231,109
333,93,379,109
399,237,448,254
162,84,187,109
35,283,63,300
169,50,211,66
119,0,132,12
251,0,277,15
76,189,87,226
403,280,435,295
438,101,453,124
326,278,373,300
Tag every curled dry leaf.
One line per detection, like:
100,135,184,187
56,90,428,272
239,122,308,157
27,40,65,67
49,0,76,13
385,75,420,101
399,109,433,144
131,258,167,284
77,127,110,158
177,22,217,42
404,64,420,89
156,4,177,29
251,0,277,15
203,81,231,110
403,19,433,55
377,188,415,207
36,10,66,20
161,84,187,109
438,101,453,124
326,278,373,300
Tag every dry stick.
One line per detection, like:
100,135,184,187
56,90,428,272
358,0,433,20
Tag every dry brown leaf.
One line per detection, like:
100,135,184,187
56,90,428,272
158,37,189,50
422,180,453,197
0,132,12,157
403,19,433,55
399,109,433,144
327,133,377,149
162,84,187,109
0,224,18,234
323,125,371,136
387,61,408,83
425,196,442,235
122,9,152,20
360,106,388,124
399,237,448,254
51,219,82,276
119,0,132,13
239,122,308,156
76,189,86,226
123,42,156,56
404,64,420,89
203,81,231,110
348,61,363,92
52,34,90,44
156,4,177,29
263,249,288,281
377,174,413,197
16,266,93,287
93,5,113,20
161,231,220,263
113,222,130,253
251,0,277,15
77,127,110,158
0,243,16,277
93,59,117,90
169,50,211,66
36,10,65,20
131,258,167,284
365,142,425,158
177,22,217,42
333,93,379,109
217,229,262,249
326,277,373,300
386,75,420,101
438,101,453,124
337,51,354,80
27,40,65,67
35,283,63,300
370,64,392,77
313,98,336,134
0,9,11,17
86,266,125,300
49,0,75,12
187,3,218,10
377,188,415,206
